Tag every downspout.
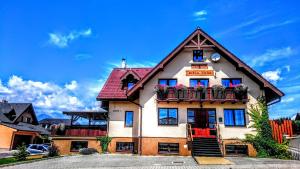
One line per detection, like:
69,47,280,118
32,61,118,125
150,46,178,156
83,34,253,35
126,91,143,155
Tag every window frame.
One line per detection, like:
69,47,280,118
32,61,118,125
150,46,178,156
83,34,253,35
158,79,177,87
158,143,179,154
124,111,134,127
158,108,178,126
193,50,204,62
221,78,242,88
224,109,246,127
187,109,195,124
70,141,88,152
225,144,248,156
116,142,135,153
189,78,209,87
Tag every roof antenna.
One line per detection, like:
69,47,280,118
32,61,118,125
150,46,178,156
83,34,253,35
121,58,127,68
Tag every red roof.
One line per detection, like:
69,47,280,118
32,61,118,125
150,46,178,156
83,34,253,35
97,68,152,100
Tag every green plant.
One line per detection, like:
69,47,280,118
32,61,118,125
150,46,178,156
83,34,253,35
233,84,248,100
154,84,168,99
174,84,187,99
13,143,29,161
48,144,60,157
211,85,225,99
244,97,291,159
79,148,98,155
194,84,206,99
97,136,112,153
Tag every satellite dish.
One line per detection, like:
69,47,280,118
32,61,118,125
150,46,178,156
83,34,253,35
211,53,221,62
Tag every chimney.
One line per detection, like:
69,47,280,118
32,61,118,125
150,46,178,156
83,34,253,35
121,58,127,68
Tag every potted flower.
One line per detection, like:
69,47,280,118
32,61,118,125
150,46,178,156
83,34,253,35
233,84,248,100
212,85,225,99
194,84,206,99
154,84,168,99
174,84,187,99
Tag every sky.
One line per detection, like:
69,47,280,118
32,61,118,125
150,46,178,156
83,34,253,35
0,0,300,120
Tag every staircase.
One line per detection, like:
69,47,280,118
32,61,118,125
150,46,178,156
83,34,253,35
192,137,222,157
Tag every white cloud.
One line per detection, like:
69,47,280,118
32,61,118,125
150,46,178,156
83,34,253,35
248,47,295,67
48,28,92,48
262,69,282,83
245,20,295,36
0,75,103,119
194,10,207,21
281,97,295,103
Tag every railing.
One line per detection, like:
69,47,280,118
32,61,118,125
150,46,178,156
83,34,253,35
52,125,107,137
215,123,224,156
156,87,248,102
187,124,193,141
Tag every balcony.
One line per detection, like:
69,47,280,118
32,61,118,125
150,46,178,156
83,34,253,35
156,87,248,103
52,125,107,137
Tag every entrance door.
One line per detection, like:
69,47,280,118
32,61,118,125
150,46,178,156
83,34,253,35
187,108,216,138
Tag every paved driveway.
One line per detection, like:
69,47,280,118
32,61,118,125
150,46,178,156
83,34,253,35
2,154,300,169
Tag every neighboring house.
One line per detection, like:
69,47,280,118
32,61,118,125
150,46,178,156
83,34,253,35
39,118,71,130
96,28,284,156
0,100,49,150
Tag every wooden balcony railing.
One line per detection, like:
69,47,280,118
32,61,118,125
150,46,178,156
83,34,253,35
156,87,248,103
52,125,107,137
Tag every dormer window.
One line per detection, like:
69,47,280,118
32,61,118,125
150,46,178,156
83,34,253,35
121,71,140,90
193,50,204,62
127,82,134,90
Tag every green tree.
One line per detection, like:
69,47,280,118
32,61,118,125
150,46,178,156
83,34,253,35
244,97,291,159
13,143,29,161
96,136,112,153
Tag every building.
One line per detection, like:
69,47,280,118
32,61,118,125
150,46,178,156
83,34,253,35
50,110,108,154
0,100,49,150
96,28,284,156
39,118,71,130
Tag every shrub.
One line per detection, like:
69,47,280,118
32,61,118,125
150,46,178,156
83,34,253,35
48,144,60,157
244,96,291,159
13,143,28,161
154,84,168,99
97,136,112,153
79,148,98,155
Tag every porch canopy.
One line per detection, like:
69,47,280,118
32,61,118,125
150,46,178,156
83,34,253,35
63,108,108,126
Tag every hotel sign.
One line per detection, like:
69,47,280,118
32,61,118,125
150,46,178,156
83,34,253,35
186,70,214,76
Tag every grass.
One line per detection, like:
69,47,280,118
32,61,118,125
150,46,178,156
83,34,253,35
0,157,17,165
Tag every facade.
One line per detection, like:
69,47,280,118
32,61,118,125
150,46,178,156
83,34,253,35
97,28,284,156
0,100,49,150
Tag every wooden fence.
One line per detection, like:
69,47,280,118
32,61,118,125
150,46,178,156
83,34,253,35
270,120,293,143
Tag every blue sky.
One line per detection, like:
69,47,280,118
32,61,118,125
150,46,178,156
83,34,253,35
0,0,299,119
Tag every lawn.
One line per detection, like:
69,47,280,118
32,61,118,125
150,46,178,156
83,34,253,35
0,157,17,165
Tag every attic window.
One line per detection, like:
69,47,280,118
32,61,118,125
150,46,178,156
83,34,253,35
122,74,138,90
193,50,204,62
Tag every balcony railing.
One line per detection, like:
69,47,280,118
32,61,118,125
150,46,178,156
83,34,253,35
52,125,107,137
156,87,248,103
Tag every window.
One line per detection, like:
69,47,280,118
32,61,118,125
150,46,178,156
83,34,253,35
125,111,133,127
224,109,246,126
225,145,248,156
222,79,241,88
116,142,134,152
70,141,88,152
158,108,178,125
187,109,195,123
158,143,179,154
127,82,134,90
190,79,209,87
158,79,177,87
208,110,216,128
26,117,31,123
193,50,204,62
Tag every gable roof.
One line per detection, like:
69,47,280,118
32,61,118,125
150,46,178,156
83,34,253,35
126,28,284,103
97,68,153,100
0,102,38,124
